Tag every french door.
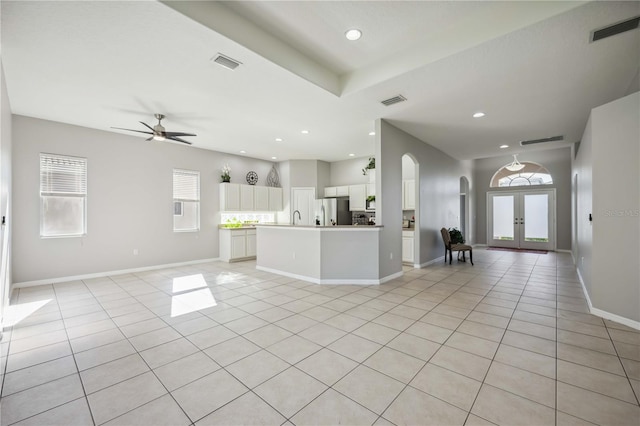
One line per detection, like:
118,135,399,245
487,189,555,251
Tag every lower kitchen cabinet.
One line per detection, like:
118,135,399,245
402,230,414,264
220,228,257,262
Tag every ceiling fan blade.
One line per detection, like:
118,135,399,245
164,131,197,137
168,136,193,145
139,121,154,131
111,127,153,135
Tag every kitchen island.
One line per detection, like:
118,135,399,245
255,224,391,285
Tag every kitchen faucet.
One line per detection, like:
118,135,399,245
293,210,301,225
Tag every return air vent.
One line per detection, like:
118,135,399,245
591,16,639,42
520,135,564,146
381,95,407,106
212,53,242,70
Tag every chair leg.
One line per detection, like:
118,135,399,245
449,249,452,265
470,249,473,266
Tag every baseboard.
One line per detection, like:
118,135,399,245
556,249,572,253
418,256,445,268
472,244,487,247
12,258,219,290
576,268,640,331
255,265,400,285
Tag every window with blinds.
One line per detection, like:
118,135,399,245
173,169,200,232
40,153,87,237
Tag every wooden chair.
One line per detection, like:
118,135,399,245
440,228,473,266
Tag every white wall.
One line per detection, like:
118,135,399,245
473,147,572,249
12,116,276,284
575,92,639,324
329,157,371,186
377,120,469,278
0,60,13,390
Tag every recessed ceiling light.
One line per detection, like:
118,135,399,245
473,112,486,118
301,130,309,134
345,29,362,41
369,131,376,136
240,150,246,154
499,145,509,149
349,153,355,157
275,138,283,142
271,156,277,160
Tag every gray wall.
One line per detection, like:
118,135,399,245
377,120,470,278
12,115,276,283
575,92,639,323
329,157,371,186
473,147,572,250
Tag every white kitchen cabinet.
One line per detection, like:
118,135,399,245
246,229,257,257
254,186,269,211
324,187,337,197
349,184,366,211
366,183,376,198
268,187,283,211
402,230,414,263
220,183,241,211
402,180,416,210
240,185,254,211
220,228,257,262
336,186,349,197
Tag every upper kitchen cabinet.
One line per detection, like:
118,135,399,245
254,186,269,211
402,180,416,210
240,185,255,210
366,183,375,197
220,183,241,211
268,187,283,211
324,185,349,198
220,183,283,212
349,184,366,211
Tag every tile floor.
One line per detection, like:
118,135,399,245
0,248,639,425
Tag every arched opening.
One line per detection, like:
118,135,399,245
490,161,553,188
401,154,419,267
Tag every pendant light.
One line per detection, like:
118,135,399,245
505,154,525,172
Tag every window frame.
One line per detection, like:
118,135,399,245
173,168,200,232
39,153,88,238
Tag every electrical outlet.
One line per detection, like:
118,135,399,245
133,249,139,255
292,252,296,259
390,252,393,260
581,256,584,265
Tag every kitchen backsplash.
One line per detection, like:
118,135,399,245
352,212,376,225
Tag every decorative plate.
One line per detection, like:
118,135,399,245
246,171,258,185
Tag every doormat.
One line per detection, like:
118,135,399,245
487,247,548,254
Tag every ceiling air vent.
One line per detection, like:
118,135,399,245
381,95,407,106
212,53,242,70
520,135,564,146
591,16,639,42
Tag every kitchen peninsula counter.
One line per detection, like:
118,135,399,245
255,224,385,284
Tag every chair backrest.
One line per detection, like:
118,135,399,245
440,228,451,248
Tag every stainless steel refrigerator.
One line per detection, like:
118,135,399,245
314,197,351,226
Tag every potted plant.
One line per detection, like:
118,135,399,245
366,195,376,210
221,164,231,183
361,157,375,175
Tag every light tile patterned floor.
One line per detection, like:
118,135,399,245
1,248,639,425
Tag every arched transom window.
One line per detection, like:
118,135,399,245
490,162,553,188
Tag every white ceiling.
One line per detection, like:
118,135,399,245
2,1,638,162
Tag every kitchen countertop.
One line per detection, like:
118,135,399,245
255,224,382,229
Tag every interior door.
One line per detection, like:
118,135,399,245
291,187,316,225
488,189,555,250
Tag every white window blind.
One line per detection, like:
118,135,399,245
173,169,200,231
173,169,200,201
40,153,87,237
40,154,87,196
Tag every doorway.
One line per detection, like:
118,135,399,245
460,177,470,242
487,189,555,251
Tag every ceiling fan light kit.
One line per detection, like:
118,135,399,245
112,113,196,145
